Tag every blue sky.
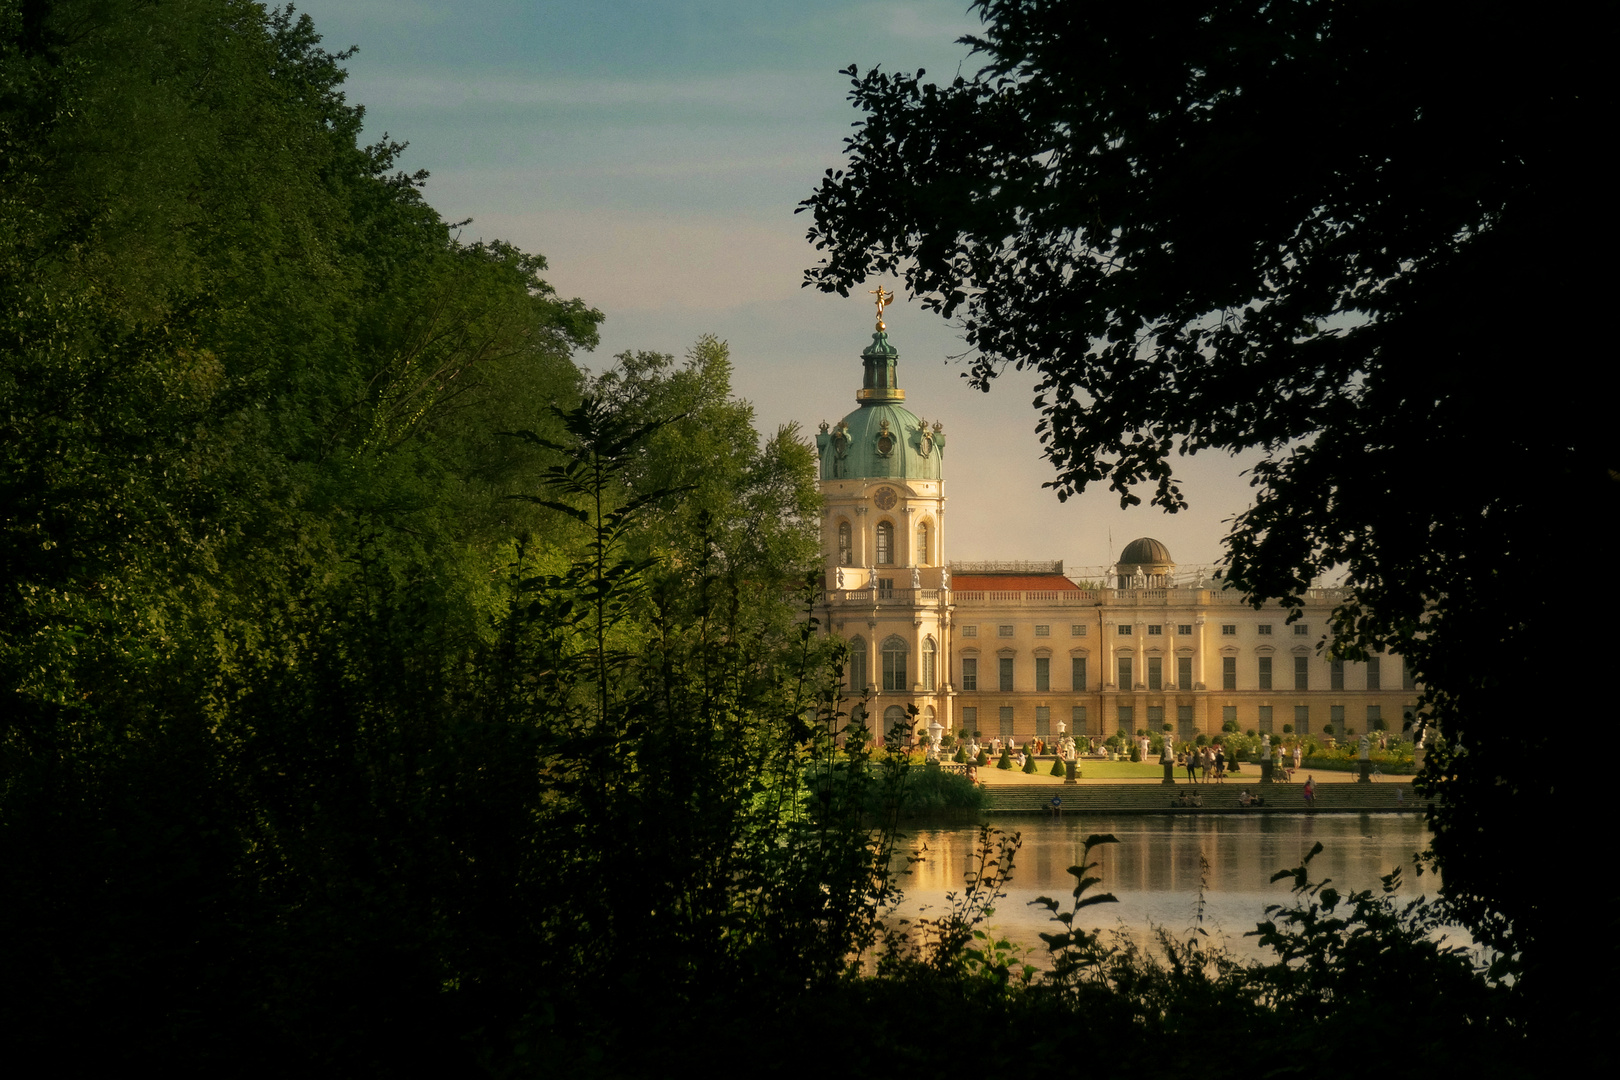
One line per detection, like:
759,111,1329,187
294,0,1260,572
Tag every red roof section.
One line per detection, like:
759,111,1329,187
953,574,1084,592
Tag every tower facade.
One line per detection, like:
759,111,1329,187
815,316,951,740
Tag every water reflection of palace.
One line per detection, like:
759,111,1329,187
899,817,1436,952
814,312,1417,746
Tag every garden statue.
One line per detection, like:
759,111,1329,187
1359,735,1370,760
911,566,921,590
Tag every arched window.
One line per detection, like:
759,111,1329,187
837,520,853,566
847,635,867,692
921,636,937,691
916,520,931,565
882,635,908,691
883,704,907,739
875,520,894,565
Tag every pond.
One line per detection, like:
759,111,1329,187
894,813,1439,959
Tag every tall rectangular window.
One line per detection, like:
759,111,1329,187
961,706,977,731
1177,656,1192,689
1295,705,1310,734
1331,705,1345,727
1222,705,1237,728
998,657,1014,692
1035,656,1050,692
1117,705,1134,729
1117,657,1133,689
1367,704,1383,729
961,657,977,691
1035,706,1050,736
849,646,866,692
1366,656,1382,691
1222,656,1236,690
882,645,906,691
1147,705,1164,729
1071,705,1087,732
1147,656,1162,690
1178,705,1195,738
1402,660,1416,690
999,706,1014,737
1258,656,1272,690
1294,656,1309,690
1258,705,1274,733
1071,657,1088,691
1330,659,1345,690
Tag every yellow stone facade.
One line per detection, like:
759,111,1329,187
814,326,1417,745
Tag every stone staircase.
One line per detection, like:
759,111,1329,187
984,781,1426,815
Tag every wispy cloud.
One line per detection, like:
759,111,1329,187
350,70,842,118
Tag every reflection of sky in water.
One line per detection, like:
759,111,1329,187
892,815,1441,959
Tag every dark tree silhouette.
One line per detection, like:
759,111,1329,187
801,0,1610,1035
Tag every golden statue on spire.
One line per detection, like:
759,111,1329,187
869,286,894,331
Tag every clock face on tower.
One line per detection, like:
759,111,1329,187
873,487,898,511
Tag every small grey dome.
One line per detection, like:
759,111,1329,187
1119,537,1172,565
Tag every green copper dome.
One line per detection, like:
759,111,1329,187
816,330,945,481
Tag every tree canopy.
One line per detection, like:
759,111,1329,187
801,0,1610,1030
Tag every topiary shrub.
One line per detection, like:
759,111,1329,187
1194,734,1208,747
1129,742,1142,762
1282,724,1294,734
1023,750,1038,774
1373,716,1389,732
1322,724,1335,736
1050,756,1066,777
1222,718,1240,734
953,745,967,764
976,749,991,767
1246,728,1257,737
997,746,1013,770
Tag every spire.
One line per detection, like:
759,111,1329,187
857,287,904,403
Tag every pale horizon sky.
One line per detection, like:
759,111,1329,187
294,0,1268,573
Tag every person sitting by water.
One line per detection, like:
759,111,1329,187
1302,775,1316,808
1239,789,1253,807
1048,795,1062,817
1190,791,1203,808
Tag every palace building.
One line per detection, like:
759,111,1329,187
813,310,1417,745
